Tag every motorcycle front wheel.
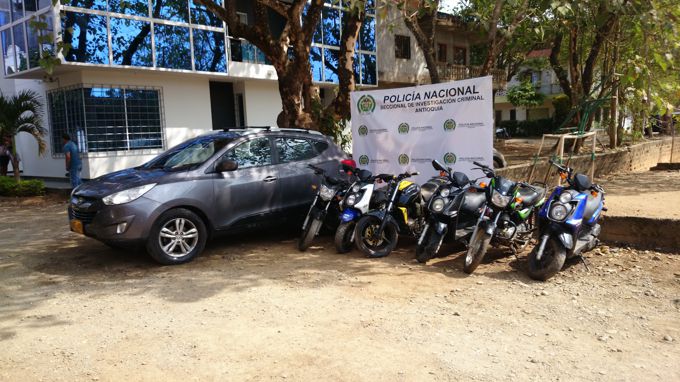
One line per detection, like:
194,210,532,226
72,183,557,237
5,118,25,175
527,237,567,281
416,227,442,263
298,216,323,252
354,215,398,258
334,221,356,254
463,227,491,274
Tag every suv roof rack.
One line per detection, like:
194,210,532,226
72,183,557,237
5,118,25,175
271,127,324,135
222,126,272,132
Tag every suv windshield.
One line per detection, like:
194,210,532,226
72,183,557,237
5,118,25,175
143,135,236,171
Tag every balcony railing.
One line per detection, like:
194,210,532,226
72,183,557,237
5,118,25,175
437,63,507,89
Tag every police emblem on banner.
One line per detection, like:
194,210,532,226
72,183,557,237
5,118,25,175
443,119,457,132
358,125,368,136
358,155,370,166
397,122,409,134
357,95,376,115
443,152,457,164
398,154,410,166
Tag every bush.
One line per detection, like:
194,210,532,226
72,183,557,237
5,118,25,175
0,177,46,196
499,118,554,137
552,94,571,128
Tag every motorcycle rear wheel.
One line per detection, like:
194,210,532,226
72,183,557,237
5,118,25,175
527,237,567,281
334,221,356,254
463,227,491,274
354,215,398,258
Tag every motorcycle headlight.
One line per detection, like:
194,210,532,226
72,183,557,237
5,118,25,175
431,198,446,213
319,184,336,201
352,185,361,193
102,183,156,205
440,188,450,198
549,203,570,221
491,190,511,208
346,194,357,206
559,192,573,203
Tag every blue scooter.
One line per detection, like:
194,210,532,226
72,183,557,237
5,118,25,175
527,160,606,281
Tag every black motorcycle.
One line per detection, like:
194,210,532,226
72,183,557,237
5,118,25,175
415,160,486,263
527,160,606,281
463,161,546,274
353,170,426,258
298,164,350,251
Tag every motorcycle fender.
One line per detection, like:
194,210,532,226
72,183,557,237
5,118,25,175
481,219,495,236
435,222,448,235
341,208,360,223
310,206,327,220
365,211,400,233
558,232,574,250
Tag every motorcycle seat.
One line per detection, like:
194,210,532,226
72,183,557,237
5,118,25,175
517,185,546,206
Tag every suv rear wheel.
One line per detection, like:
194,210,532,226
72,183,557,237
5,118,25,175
146,208,207,265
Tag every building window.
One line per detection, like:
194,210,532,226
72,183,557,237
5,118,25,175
48,85,164,155
453,46,466,65
495,110,502,126
437,43,447,63
510,109,516,121
395,34,410,59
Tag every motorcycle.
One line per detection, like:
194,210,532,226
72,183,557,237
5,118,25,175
527,160,606,281
334,166,389,253
464,161,547,274
298,163,351,251
415,160,487,263
354,170,445,258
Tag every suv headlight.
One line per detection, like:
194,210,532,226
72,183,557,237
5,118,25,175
102,183,156,205
549,203,571,221
319,184,336,201
491,190,511,208
431,197,446,212
346,193,357,206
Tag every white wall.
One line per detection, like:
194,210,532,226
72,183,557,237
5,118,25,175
242,80,282,126
376,8,429,85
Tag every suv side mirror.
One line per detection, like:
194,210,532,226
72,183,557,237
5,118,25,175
215,159,238,172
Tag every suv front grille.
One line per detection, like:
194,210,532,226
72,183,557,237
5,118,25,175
71,208,98,224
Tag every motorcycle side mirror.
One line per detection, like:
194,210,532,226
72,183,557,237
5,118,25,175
432,160,447,173
215,159,238,172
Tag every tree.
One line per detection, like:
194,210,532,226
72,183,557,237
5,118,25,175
399,0,441,83
193,0,367,132
507,80,545,107
0,90,46,182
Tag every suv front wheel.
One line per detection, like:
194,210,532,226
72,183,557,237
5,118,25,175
146,208,207,265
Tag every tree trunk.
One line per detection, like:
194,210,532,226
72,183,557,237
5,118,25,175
11,136,19,182
402,0,440,84
609,89,618,148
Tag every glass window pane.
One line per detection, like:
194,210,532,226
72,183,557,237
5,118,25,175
10,0,22,20
62,12,109,64
156,0,189,23
361,53,376,85
303,4,322,44
110,17,152,67
223,137,272,169
193,28,225,72
353,51,360,83
12,23,26,71
1,28,14,74
276,138,317,163
126,89,162,149
26,20,39,68
48,91,67,154
1,0,10,27
37,0,50,11
366,0,375,15
71,0,106,11
109,0,149,17
154,24,191,70
310,46,323,82
24,0,37,17
190,0,222,27
38,14,53,55
323,48,338,83
322,7,340,46
360,16,375,52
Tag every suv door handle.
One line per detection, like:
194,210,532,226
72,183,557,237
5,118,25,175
263,176,278,183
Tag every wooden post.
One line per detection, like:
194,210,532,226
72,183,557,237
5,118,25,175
528,135,546,183
557,136,565,186
590,132,596,179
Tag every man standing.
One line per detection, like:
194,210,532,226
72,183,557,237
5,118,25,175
62,133,82,188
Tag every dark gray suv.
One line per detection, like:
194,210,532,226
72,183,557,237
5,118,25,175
68,128,346,264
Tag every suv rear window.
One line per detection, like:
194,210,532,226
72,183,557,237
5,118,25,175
276,137,323,163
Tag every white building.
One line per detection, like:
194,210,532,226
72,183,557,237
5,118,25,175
0,0,378,179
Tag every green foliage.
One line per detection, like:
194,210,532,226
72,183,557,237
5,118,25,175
552,94,571,127
0,90,46,155
0,177,45,197
499,118,554,137
507,81,545,108
311,96,351,152
28,14,71,77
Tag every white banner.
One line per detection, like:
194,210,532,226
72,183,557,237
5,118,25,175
350,76,494,184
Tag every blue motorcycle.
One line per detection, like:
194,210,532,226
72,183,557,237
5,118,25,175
527,160,606,281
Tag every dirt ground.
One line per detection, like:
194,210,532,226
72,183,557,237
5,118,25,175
1,196,679,382
597,170,680,219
